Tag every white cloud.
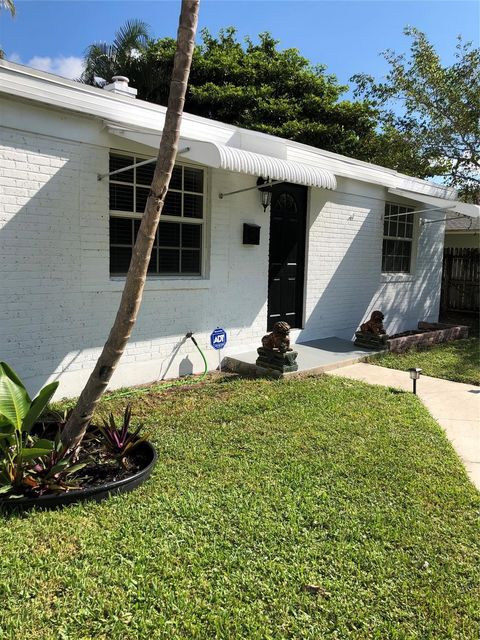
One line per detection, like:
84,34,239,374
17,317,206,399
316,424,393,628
8,52,22,64
7,53,84,80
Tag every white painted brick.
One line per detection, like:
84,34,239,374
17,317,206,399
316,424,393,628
0,113,444,397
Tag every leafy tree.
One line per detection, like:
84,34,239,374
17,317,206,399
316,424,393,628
62,0,200,450
83,26,381,161
352,27,480,201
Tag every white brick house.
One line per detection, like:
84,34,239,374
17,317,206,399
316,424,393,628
1,61,478,398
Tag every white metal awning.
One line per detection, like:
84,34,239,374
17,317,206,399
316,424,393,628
388,187,479,219
107,125,337,191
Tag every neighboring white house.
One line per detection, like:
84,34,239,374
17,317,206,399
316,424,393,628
444,216,479,249
1,60,479,398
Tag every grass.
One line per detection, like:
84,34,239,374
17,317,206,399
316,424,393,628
370,338,480,386
1,375,479,639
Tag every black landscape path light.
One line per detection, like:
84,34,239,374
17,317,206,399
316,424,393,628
408,368,422,394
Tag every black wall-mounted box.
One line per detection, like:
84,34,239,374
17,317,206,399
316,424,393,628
243,223,261,245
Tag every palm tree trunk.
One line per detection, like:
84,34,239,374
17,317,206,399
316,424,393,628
62,0,200,451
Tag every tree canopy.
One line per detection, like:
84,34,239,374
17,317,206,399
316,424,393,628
352,27,480,201
83,23,479,194
82,26,380,161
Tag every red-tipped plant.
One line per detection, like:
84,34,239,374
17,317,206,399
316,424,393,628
97,405,145,462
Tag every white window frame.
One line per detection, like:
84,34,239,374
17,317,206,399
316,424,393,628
382,202,417,275
109,150,207,278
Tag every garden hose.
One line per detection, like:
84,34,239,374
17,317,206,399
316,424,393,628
105,332,209,400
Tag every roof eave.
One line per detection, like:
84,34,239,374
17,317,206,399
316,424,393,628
0,59,464,201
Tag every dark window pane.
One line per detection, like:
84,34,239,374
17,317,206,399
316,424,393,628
393,256,403,272
136,161,155,186
110,246,132,273
110,183,133,212
159,249,180,273
183,193,203,218
109,155,133,183
383,218,389,236
398,221,406,238
134,219,141,241
405,222,414,238
184,167,203,193
382,255,387,271
170,166,182,190
401,256,410,272
401,240,411,257
385,256,394,272
182,224,201,248
148,248,157,273
110,217,133,245
164,191,182,216
136,187,150,213
158,222,180,247
181,250,201,274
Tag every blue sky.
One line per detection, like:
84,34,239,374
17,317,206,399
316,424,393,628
1,0,479,94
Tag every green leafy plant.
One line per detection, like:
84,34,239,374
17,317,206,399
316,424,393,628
21,429,87,495
0,362,59,494
97,404,145,462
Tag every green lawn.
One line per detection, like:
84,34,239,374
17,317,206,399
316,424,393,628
1,375,479,639
370,337,480,386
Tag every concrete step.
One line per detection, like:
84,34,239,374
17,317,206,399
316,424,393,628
223,337,381,379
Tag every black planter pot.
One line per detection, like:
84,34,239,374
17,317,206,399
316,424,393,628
0,440,157,512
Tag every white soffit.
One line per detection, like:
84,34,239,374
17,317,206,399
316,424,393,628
108,126,337,191
388,187,479,219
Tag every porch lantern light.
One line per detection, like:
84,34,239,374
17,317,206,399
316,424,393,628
257,176,273,212
408,367,422,394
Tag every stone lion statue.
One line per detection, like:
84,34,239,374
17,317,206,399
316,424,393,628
261,321,292,353
360,310,386,336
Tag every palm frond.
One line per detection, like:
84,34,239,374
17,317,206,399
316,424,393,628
113,19,151,54
81,20,151,86
0,0,15,17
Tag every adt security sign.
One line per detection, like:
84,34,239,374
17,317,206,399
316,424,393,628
210,327,227,350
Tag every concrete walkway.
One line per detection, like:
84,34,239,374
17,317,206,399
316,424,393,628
326,363,480,491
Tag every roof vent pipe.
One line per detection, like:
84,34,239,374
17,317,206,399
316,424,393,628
103,76,137,99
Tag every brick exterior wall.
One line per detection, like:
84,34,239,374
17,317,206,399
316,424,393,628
301,178,444,342
0,103,444,398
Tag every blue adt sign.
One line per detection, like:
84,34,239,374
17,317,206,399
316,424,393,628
210,327,227,350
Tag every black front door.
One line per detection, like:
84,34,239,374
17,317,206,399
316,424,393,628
267,183,307,330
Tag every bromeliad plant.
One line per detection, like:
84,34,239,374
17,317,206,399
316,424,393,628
0,362,60,494
97,404,145,464
23,429,87,495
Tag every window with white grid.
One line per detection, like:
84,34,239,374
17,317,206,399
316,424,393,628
382,202,415,273
109,153,204,276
